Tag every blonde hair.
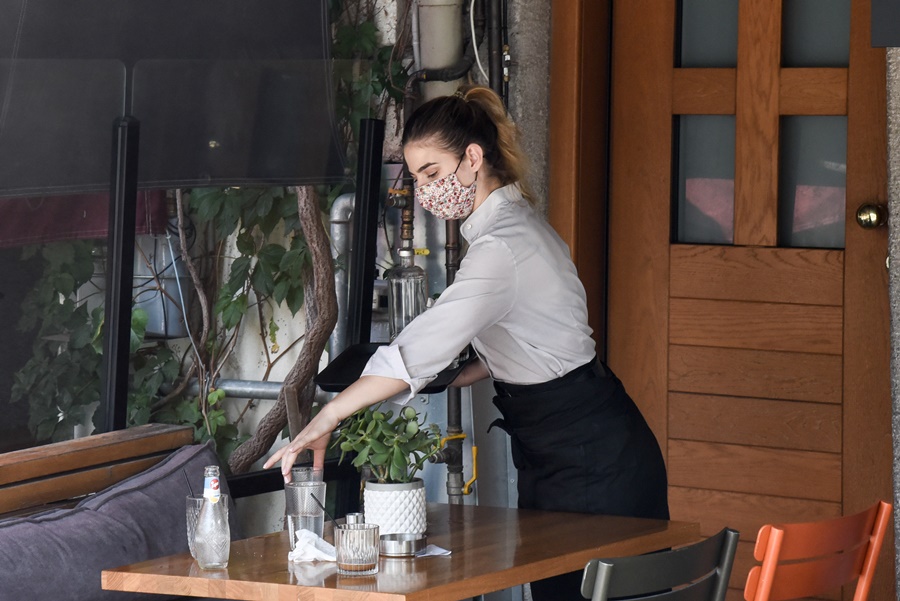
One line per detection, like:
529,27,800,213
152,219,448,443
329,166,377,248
402,85,536,205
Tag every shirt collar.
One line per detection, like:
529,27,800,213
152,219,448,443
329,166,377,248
461,184,523,243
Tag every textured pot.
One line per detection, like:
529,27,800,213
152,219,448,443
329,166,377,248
363,479,426,535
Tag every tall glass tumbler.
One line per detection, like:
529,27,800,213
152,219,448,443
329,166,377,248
284,480,327,548
185,494,204,559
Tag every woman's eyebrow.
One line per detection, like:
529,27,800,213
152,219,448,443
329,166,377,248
415,161,438,174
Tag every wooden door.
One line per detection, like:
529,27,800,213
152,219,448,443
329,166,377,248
549,0,893,599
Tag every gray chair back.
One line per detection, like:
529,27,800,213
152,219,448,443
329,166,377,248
581,527,739,601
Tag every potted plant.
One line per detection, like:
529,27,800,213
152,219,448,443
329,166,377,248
334,403,441,534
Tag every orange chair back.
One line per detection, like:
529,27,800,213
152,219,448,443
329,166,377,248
743,500,892,601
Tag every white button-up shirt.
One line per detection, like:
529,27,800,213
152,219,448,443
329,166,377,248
361,184,596,401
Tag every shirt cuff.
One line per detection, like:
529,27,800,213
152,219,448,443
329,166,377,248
360,344,439,404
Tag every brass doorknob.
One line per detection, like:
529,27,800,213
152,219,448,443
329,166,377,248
856,204,888,229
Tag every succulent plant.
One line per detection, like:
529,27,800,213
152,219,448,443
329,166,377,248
333,403,441,483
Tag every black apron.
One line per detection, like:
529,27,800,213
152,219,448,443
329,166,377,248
489,359,669,600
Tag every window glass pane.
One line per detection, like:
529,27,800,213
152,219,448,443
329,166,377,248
782,0,850,67
676,115,735,245
0,196,112,449
679,0,739,67
778,116,846,248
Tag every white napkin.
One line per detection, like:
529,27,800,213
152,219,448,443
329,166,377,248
288,529,336,563
415,544,451,557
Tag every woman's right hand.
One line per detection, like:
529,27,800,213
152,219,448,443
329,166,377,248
263,403,341,482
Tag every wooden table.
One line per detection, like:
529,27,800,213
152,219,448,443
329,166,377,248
102,503,699,601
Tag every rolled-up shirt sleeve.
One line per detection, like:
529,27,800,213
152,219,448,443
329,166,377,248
360,236,516,403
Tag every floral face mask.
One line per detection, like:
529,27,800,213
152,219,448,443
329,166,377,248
414,158,477,220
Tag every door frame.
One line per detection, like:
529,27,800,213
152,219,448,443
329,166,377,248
547,0,611,360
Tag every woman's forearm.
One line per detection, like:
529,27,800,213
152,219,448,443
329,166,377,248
263,375,410,480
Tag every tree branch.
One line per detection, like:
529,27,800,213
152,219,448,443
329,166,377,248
228,186,338,473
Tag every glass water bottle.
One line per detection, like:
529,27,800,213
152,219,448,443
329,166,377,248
193,465,230,569
387,248,427,340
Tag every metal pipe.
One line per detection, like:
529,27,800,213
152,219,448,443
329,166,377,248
487,0,502,94
416,0,465,100
183,378,283,400
407,0,485,93
444,218,465,503
329,193,355,360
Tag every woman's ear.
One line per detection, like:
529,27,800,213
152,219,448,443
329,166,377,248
464,143,485,173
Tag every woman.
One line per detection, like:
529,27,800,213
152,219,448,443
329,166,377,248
265,85,668,599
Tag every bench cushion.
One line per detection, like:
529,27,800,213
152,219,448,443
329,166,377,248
0,439,239,601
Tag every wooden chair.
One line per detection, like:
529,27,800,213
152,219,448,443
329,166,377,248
743,500,892,601
580,527,739,601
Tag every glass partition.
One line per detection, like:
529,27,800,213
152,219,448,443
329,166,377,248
0,0,353,456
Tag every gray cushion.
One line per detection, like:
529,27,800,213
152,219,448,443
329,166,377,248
0,440,240,601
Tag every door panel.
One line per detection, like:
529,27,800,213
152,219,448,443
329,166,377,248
566,0,894,599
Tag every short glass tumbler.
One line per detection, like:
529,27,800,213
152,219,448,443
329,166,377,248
185,494,204,559
335,523,380,576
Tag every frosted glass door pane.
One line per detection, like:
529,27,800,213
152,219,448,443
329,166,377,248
676,116,735,244
782,0,850,67
679,0,738,67
778,116,846,248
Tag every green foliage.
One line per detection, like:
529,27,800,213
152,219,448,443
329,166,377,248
330,0,410,155
333,403,441,483
188,187,311,326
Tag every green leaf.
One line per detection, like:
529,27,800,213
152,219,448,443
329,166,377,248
389,446,407,483
220,293,248,329
226,256,253,291
129,308,149,354
251,265,275,297
273,278,291,305
235,231,256,255
286,284,305,315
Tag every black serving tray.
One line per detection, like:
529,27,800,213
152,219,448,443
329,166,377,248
314,343,471,394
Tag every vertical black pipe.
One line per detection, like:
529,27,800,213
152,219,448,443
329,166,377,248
500,0,509,102
100,116,140,432
346,119,385,346
487,0,503,95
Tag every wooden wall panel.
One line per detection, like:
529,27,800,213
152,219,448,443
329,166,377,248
669,393,841,452
669,345,842,403
669,487,841,541
779,69,847,115
669,299,842,354
668,440,841,501
670,245,844,305
672,69,735,114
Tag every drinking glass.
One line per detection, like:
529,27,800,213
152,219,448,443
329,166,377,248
185,494,204,559
284,480,327,548
290,466,324,482
335,523,380,576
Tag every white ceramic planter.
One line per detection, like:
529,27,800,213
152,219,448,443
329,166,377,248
363,479,426,535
